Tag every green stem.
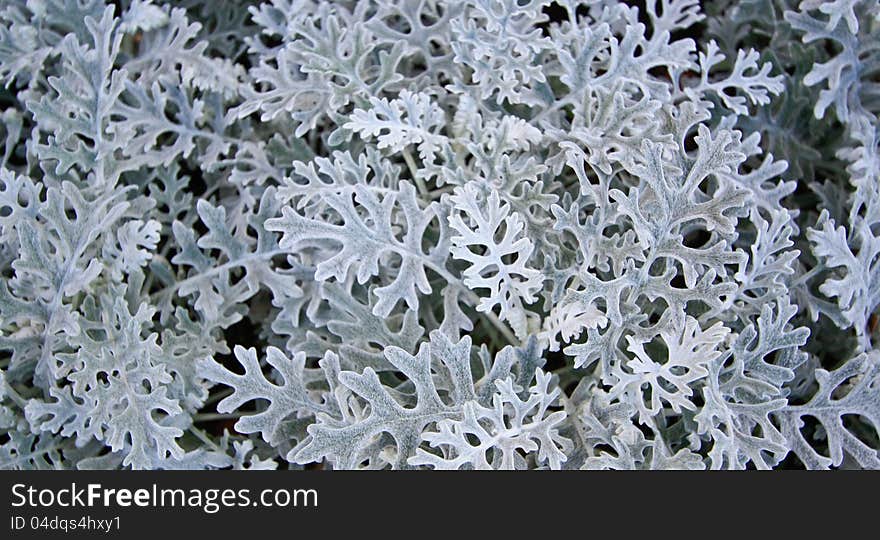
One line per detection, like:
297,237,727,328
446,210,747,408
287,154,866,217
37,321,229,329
194,412,244,422
402,148,429,197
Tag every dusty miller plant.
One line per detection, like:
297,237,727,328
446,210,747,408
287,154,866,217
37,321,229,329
0,0,877,470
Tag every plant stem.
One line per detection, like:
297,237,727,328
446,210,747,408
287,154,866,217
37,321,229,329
402,148,429,196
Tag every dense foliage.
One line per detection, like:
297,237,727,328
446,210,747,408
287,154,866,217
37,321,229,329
0,0,878,470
